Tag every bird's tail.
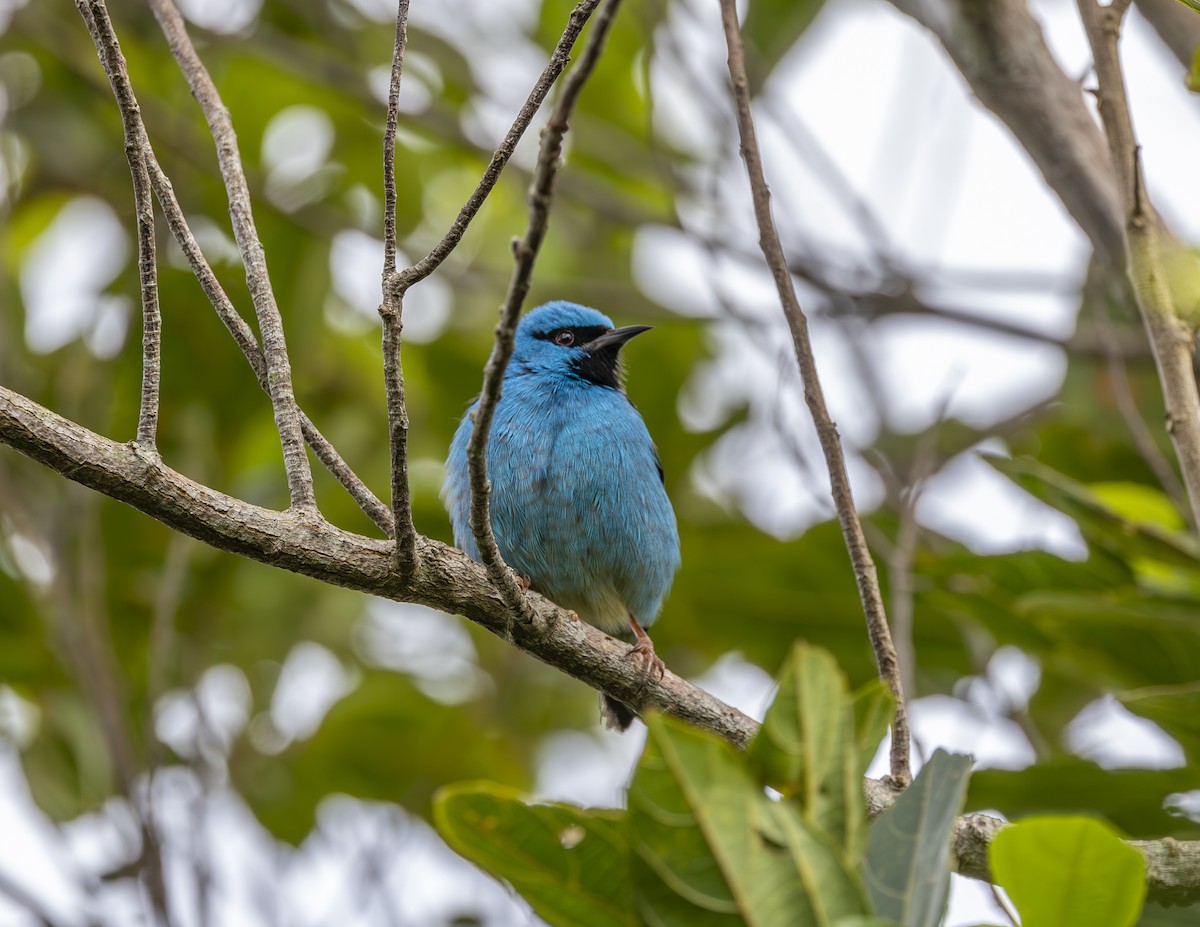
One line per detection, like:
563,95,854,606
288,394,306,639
600,693,638,732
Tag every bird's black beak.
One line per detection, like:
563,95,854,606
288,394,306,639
583,325,652,354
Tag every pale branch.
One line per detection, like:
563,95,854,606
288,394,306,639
146,0,316,512
0,384,752,746
1078,0,1200,530
465,0,607,617
718,0,911,786
77,1,161,450
4,385,1200,906
394,0,604,292
144,160,392,534
380,0,418,566
887,0,1124,264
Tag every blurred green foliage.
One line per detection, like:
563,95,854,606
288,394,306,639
0,0,1198,921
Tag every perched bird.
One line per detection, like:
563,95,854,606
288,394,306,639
443,301,681,730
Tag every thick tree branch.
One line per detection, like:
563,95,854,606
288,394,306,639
4,385,1200,905
0,384,749,744
1079,0,1200,529
718,0,911,786
465,0,607,617
380,0,418,567
77,0,161,450
146,0,316,512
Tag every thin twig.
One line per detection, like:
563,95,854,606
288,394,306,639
76,1,161,448
8,390,1200,904
1078,0,1200,531
394,0,603,292
380,0,418,569
718,0,911,785
1088,270,1192,523
144,160,392,533
147,0,317,512
465,0,609,617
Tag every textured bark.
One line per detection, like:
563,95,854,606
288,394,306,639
4,385,1200,905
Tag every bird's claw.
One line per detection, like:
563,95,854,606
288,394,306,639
627,635,666,682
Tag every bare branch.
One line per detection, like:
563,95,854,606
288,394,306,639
5,384,1200,906
145,160,392,533
147,0,316,512
395,0,605,292
466,0,608,617
718,0,911,786
76,0,161,449
380,0,418,567
1078,0,1200,529
1086,260,1192,522
0,383,752,745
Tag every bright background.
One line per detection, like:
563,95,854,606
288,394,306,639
1,0,1198,923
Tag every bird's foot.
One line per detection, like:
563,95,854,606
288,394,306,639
626,615,665,682
514,573,532,592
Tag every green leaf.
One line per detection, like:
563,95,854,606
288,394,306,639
748,642,865,858
1089,483,1184,532
862,750,972,927
1118,682,1200,766
1189,42,1200,93
629,714,870,926
991,816,1147,927
433,783,634,927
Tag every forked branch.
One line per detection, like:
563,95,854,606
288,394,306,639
718,0,911,785
147,0,317,512
380,0,418,566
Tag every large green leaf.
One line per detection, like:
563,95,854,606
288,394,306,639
991,816,1146,927
748,642,865,858
629,714,870,926
433,783,634,927
862,750,972,927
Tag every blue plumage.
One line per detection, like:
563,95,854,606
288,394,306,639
443,301,681,728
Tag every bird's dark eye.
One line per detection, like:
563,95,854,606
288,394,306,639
553,330,575,346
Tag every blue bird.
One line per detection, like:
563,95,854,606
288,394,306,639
443,301,681,730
